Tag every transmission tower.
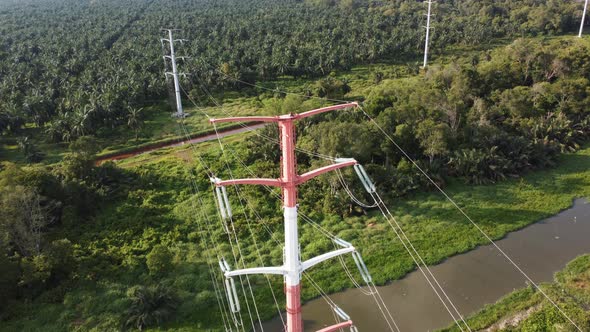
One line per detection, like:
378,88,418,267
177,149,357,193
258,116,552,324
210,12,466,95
423,0,434,68
580,0,589,38
161,29,188,118
211,103,370,332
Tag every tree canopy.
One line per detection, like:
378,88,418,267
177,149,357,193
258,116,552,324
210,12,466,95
0,0,586,142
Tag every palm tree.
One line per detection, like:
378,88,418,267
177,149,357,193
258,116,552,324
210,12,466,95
123,285,178,331
127,107,143,141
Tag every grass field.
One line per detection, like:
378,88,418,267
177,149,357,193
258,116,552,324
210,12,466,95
3,135,590,331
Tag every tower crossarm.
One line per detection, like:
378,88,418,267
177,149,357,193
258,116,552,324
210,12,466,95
210,116,280,124
224,266,287,278
213,159,357,188
216,178,283,187
301,246,356,272
290,102,358,120
297,159,357,184
209,102,358,125
315,321,354,332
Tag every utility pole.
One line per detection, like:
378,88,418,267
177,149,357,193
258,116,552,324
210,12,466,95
423,0,434,68
211,103,369,332
161,29,188,118
580,0,589,38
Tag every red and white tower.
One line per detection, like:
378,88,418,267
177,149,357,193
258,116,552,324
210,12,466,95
211,102,365,332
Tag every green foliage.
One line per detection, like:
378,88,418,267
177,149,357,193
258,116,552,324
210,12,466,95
146,245,173,277
0,184,54,257
0,0,586,145
243,37,590,195
18,254,53,294
17,136,43,163
45,239,76,281
314,75,351,99
448,147,511,185
0,251,19,318
127,107,144,141
3,140,590,331
416,119,450,164
123,284,179,331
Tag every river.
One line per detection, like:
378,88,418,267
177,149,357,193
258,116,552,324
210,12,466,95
264,198,590,331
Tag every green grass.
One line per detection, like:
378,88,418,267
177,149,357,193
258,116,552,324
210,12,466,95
4,138,590,331
0,130,71,164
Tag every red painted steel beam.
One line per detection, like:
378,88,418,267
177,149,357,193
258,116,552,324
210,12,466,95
315,320,354,332
209,102,358,125
297,160,357,184
210,116,280,124
294,102,358,120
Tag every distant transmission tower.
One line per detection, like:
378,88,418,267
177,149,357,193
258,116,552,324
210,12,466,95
580,0,589,38
161,29,188,118
211,103,370,332
423,0,434,68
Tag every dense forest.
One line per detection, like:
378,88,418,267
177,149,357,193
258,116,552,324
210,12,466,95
2,0,590,331
245,37,590,211
0,0,585,144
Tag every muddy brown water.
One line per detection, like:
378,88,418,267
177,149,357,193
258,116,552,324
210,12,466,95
263,198,590,332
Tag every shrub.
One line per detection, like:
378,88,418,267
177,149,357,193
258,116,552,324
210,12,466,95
146,245,173,277
17,136,44,163
123,284,179,331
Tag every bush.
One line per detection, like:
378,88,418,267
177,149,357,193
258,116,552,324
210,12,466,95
46,239,76,281
123,284,179,331
314,75,351,99
0,251,19,318
17,136,44,163
146,245,173,277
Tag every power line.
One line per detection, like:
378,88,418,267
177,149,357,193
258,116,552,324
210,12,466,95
186,70,374,332
171,125,240,330
357,105,584,332
171,51,583,331
225,144,401,332
177,121,270,331
174,83,346,331
189,67,467,331
369,190,471,332
190,72,448,332
167,106,261,329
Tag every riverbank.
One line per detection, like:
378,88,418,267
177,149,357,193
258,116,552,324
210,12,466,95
438,254,590,331
264,198,590,331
